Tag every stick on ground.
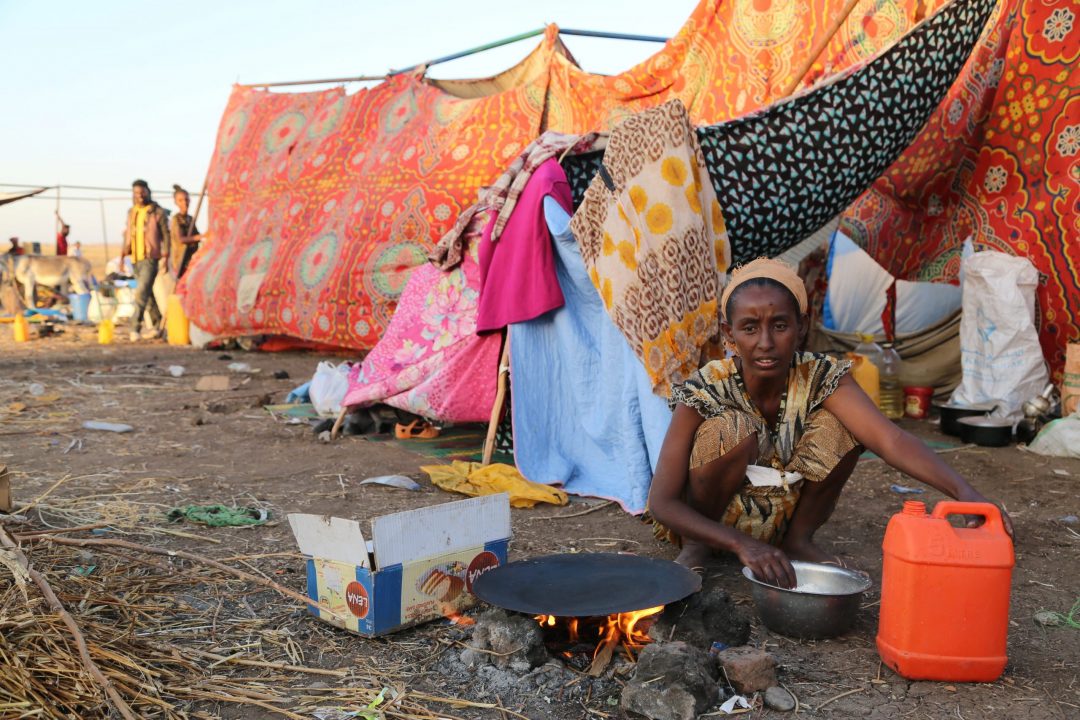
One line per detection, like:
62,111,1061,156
36,534,348,621
0,524,138,720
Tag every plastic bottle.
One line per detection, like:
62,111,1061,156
877,500,1014,682
166,294,190,346
849,334,883,409
97,319,115,345
879,342,904,420
13,314,30,343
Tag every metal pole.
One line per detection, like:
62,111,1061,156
0,182,204,196
99,199,110,266
54,185,60,255
242,74,387,89
388,28,546,75
237,27,672,87
557,28,670,43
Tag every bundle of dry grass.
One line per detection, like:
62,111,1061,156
0,520,519,719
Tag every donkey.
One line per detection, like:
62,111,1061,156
1,254,94,308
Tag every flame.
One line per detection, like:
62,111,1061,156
441,603,476,626
533,605,663,660
613,605,664,649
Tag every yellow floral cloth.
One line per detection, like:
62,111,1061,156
420,461,569,508
570,99,731,397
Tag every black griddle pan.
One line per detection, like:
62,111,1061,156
471,552,701,617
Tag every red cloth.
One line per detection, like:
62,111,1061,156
842,0,1080,379
180,34,554,348
476,159,572,333
55,233,68,256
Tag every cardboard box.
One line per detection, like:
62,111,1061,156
0,465,11,513
288,493,510,636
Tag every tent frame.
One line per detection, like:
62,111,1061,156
240,28,671,88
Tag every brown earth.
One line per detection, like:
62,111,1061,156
1,325,1077,719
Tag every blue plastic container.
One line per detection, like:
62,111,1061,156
68,293,92,322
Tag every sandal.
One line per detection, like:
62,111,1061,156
394,420,440,440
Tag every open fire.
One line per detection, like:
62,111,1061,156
534,606,663,676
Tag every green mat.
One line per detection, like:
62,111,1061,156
364,424,514,465
264,403,321,420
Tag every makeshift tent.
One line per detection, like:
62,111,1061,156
0,187,47,206
841,0,1080,379
180,0,963,352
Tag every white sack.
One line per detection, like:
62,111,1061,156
310,361,351,417
1027,414,1080,459
950,251,1048,421
823,232,961,335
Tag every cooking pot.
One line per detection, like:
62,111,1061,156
934,402,997,436
957,416,1014,447
742,561,872,639
470,552,701,617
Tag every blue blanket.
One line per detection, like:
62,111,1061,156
508,198,671,514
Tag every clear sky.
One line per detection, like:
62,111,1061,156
0,0,696,252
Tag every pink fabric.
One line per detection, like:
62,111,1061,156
342,242,500,423
476,159,573,333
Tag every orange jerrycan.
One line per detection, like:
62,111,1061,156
877,501,1014,682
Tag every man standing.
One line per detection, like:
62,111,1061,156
121,179,169,341
55,212,70,255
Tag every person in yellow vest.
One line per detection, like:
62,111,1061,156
120,179,170,342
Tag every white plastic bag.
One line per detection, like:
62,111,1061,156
950,251,1049,421
1027,414,1080,459
310,362,351,417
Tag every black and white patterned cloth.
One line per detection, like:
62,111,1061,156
564,0,996,265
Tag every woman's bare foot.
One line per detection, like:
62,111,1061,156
674,540,713,574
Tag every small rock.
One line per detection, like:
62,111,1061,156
763,686,795,712
273,370,290,379
1034,610,1063,627
649,586,751,648
1058,515,1078,525
463,609,548,673
620,641,718,720
715,646,776,694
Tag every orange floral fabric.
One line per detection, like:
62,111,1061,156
841,0,1079,379
545,0,936,132
180,33,555,348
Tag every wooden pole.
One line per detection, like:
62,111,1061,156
99,199,110,266
481,334,511,466
189,176,209,234
782,0,863,97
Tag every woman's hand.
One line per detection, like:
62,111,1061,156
736,537,797,589
956,487,1015,538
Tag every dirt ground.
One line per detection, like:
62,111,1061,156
1,325,1078,719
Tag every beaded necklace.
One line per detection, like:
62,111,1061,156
733,361,790,453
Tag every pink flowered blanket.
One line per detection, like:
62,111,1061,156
342,242,500,423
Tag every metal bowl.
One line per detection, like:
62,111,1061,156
742,561,872,639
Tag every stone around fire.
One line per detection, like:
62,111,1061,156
648,585,751,648
715,646,777,694
461,609,548,673
621,641,719,720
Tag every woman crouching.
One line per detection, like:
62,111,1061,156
647,258,1012,588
